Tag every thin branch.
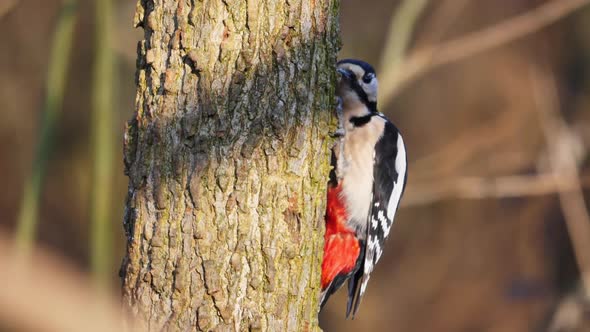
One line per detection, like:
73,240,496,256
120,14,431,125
402,173,590,207
16,0,78,253
90,0,114,288
408,108,530,182
379,0,590,106
0,0,19,20
531,65,590,298
378,0,430,78
414,0,470,46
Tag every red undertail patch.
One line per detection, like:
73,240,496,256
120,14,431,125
321,184,360,290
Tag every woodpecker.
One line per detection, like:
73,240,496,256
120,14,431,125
320,59,408,318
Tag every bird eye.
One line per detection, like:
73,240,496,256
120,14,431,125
362,74,374,84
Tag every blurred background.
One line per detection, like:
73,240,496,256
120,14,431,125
1,0,590,331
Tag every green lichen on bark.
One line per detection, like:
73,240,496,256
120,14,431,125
120,0,340,330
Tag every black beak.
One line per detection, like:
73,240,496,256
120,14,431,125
337,68,354,81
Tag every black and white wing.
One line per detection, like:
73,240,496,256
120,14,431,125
349,119,408,317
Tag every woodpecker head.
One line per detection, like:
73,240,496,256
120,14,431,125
337,59,378,113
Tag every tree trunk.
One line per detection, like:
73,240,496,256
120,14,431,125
120,0,340,330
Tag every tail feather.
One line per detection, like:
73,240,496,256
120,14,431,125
345,241,365,319
351,274,369,318
319,289,328,309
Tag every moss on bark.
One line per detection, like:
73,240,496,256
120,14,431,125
120,0,340,330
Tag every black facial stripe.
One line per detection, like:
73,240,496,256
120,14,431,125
348,77,378,127
350,113,377,127
349,78,377,113
351,79,370,104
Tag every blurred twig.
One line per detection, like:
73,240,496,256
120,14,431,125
531,66,590,298
403,173,590,207
415,0,469,46
0,0,18,20
379,0,590,107
90,0,114,288
15,0,78,253
547,287,590,332
378,0,430,80
408,108,529,182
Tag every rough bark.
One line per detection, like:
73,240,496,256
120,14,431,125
120,0,340,331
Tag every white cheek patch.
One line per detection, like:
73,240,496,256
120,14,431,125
363,80,378,102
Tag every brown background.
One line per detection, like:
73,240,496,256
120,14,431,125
1,0,590,331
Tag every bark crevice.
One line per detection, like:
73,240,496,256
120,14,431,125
121,0,340,330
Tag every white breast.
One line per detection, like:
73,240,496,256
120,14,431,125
340,116,386,236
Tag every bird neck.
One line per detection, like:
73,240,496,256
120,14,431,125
348,102,378,127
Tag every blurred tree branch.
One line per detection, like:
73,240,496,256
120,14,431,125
547,288,590,331
531,65,590,298
415,0,470,46
0,0,18,20
408,108,531,182
16,0,78,253
380,0,590,107
403,173,590,207
90,0,114,288
378,0,430,81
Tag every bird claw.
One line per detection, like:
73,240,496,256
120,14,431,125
330,96,345,137
335,96,343,115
